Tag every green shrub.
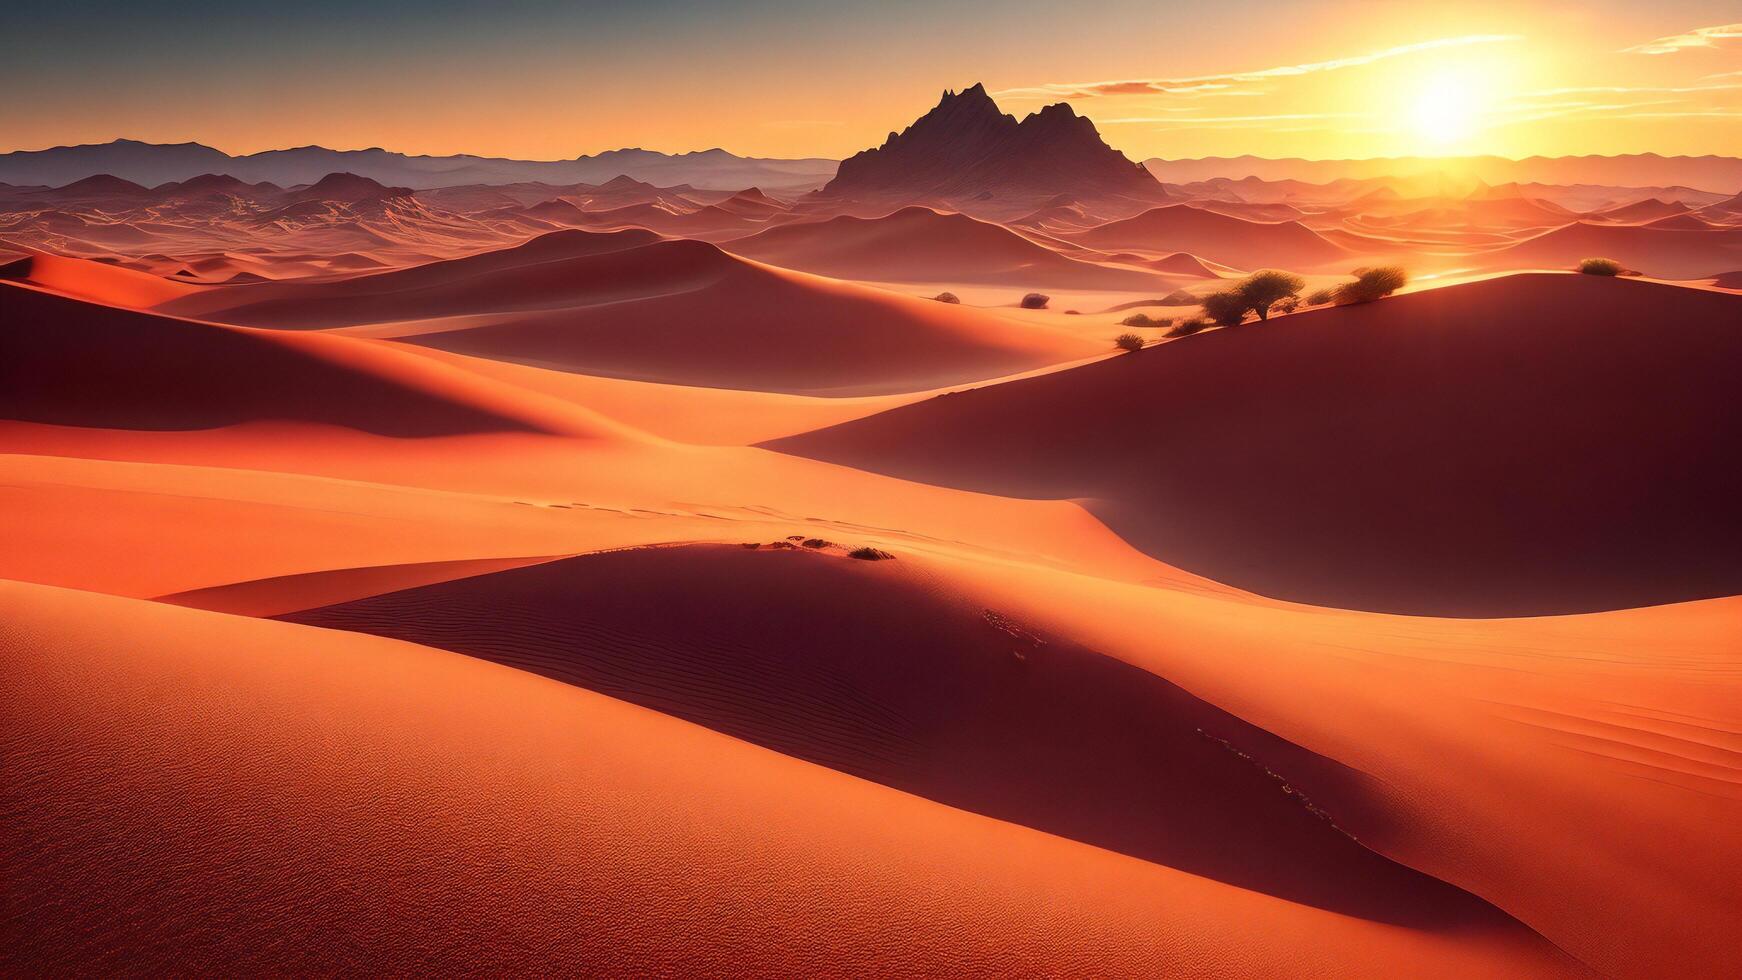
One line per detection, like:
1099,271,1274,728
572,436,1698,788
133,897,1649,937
1235,270,1305,321
1200,290,1251,326
1334,266,1407,304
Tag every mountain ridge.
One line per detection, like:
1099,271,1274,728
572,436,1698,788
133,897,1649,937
0,138,838,192
823,83,1164,201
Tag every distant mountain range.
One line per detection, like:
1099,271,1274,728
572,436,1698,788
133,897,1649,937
1144,155,1742,194
824,83,1163,201
6,135,1737,200
0,140,838,192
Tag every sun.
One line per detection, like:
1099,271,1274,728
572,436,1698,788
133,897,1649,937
1409,71,1486,150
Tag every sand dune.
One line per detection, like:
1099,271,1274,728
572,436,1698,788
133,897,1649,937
176,233,1103,395
1069,204,1348,270
1,251,200,307
769,273,1742,615
1589,197,1692,223
166,226,664,320
726,205,1162,287
1491,220,1742,278
281,543,1554,929
0,279,629,437
1,580,1577,976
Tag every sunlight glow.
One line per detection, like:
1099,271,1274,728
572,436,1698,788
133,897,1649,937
1410,72,1486,149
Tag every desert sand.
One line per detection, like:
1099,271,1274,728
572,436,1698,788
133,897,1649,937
4,79,1740,977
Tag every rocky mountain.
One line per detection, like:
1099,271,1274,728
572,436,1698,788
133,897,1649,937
823,83,1164,201
0,139,839,192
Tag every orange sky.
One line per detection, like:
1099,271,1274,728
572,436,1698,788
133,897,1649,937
2,2,1737,161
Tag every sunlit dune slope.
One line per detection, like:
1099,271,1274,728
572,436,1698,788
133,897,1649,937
1068,204,1347,271
281,542,1532,926
768,273,1742,615
0,581,1577,977
0,280,632,437
165,233,1104,395
724,205,1162,287
1491,220,1742,278
0,251,200,307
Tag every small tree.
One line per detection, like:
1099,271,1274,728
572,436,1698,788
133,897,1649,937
1236,270,1305,321
1305,288,1335,306
1334,266,1407,305
1020,292,1050,309
1114,332,1145,352
1200,290,1251,327
1578,257,1622,276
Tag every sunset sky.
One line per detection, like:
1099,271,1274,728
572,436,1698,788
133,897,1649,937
4,1,1737,161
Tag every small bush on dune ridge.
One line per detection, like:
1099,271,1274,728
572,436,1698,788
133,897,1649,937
1305,288,1335,306
1166,318,1209,338
1200,290,1251,327
1334,266,1408,305
849,547,895,561
1578,257,1623,276
1114,332,1145,352
1273,295,1300,315
1020,292,1050,309
1120,312,1166,327
933,291,961,303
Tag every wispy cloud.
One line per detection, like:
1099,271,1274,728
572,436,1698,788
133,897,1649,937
1104,112,1363,126
996,35,1522,100
1623,23,1742,55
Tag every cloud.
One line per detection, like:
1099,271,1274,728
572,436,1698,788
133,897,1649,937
997,35,1522,100
1623,23,1742,55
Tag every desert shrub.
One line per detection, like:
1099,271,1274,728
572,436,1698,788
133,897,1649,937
1273,295,1300,315
1064,309,1081,315
1334,266,1407,304
1161,289,1198,305
1165,317,1209,338
1114,332,1145,352
1120,312,1163,327
849,546,895,561
933,291,961,303
1305,288,1335,306
801,538,832,549
1235,269,1305,320
1020,292,1050,309
1200,290,1251,327
1578,257,1622,276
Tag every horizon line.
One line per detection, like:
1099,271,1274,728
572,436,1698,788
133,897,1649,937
4,136,1740,167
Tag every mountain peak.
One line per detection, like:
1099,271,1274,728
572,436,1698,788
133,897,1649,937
290,171,413,203
824,83,1161,201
